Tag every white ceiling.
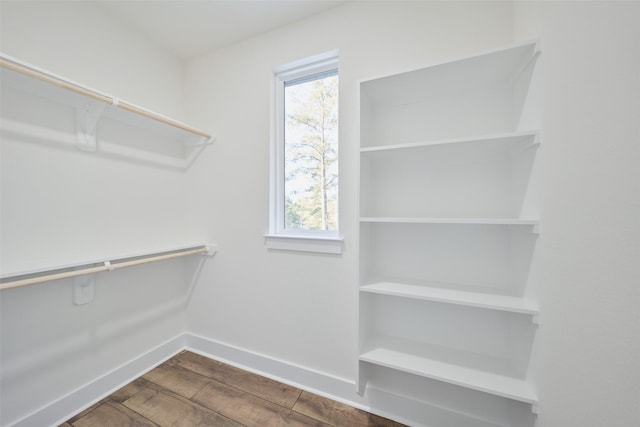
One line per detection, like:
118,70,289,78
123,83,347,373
97,1,347,60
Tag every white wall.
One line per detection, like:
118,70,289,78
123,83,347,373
513,2,640,427
0,0,194,271
0,0,185,119
2,1,638,426
183,0,514,382
185,3,640,424
0,2,196,425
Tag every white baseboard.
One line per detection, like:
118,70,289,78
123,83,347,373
184,332,423,427
184,333,510,427
184,332,362,407
10,332,497,427
10,334,185,427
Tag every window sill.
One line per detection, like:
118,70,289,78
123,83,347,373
264,234,344,255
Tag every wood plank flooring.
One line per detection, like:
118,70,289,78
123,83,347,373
61,351,406,427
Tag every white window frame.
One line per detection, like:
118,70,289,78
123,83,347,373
265,50,343,254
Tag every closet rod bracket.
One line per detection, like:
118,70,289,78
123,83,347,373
204,244,218,256
184,135,217,147
532,314,540,326
76,101,107,152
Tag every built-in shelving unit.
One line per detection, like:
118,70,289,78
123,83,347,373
0,53,214,168
358,40,541,427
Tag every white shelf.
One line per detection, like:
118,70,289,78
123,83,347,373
360,39,539,106
0,243,217,290
360,130,539,154
0,243,209,279
361,281,538,315
0,53,214,148
360,217,539,226
360,335,537,405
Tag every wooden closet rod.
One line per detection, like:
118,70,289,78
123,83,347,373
0,57,113,104
0,246,213,291
117,101,211,138
0,55,212,139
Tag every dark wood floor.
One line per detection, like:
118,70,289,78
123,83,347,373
61,350,405,427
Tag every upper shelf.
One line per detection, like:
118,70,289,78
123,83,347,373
0,53,214,149
360,39,540,107
0,243,218,290
0,243,215,280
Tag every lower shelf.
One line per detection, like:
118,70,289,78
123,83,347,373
360,335,537,405
364,384,507,427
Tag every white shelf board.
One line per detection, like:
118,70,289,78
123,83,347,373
0,243,208,279
364,387,506,427
361,281,538,315
360,39,539,106
0,53,212,146
360,335,537,405
360,130,539,154
360,217,539,226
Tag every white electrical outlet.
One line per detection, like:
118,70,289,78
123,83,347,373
74,275,95,305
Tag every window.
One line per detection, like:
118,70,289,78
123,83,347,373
266,51,342,254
